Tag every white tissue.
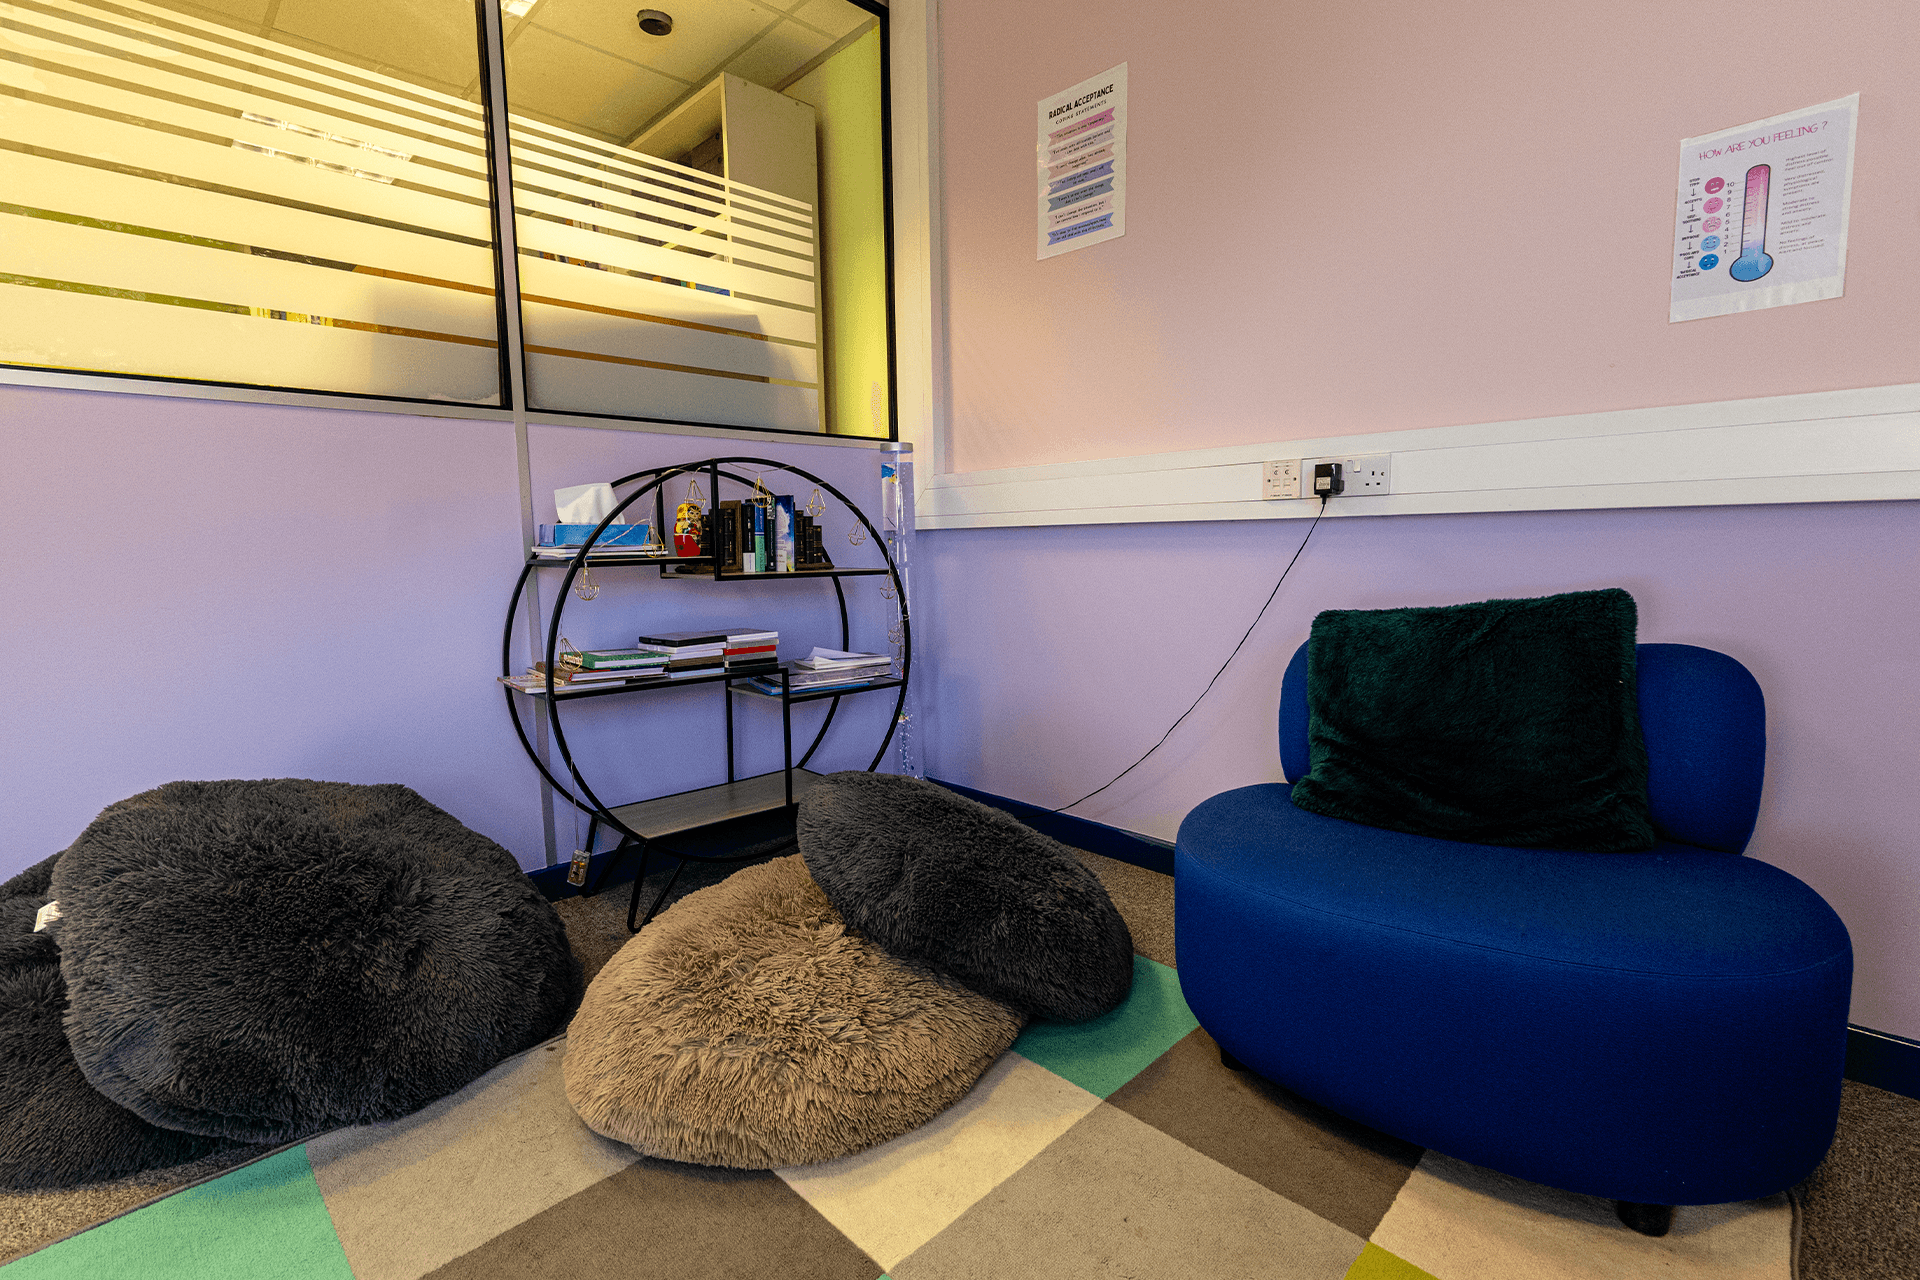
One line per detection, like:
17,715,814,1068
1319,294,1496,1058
554,482,625,525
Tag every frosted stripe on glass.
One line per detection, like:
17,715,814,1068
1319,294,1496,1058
508,161,814,259
19,0,485,133
0,280,498,400
5,210,497,341
0,18,488,160
0,0,502,400
524,351,820,432
508,77,824,429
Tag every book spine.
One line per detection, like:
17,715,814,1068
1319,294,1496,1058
719,500,741,573
751,500,767,573
775,496,795,573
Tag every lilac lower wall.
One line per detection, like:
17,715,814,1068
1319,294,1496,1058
917,500,1920,1039
0,384,896,876
0,384,540,868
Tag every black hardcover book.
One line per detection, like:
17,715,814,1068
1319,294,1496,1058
718,499,741,572
635,629,730,647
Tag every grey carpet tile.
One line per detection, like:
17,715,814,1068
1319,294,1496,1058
421,1158,882,1280
1106,1026,1424,1239
1797,1080,1920,1280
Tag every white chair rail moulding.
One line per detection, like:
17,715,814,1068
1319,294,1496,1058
916,382,1920,529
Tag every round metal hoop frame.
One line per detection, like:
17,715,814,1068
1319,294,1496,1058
501,456,912,862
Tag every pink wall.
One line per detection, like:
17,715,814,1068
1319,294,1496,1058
940,0,1920,473
919,501,1920,1037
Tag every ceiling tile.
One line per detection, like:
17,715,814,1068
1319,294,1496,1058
787,0,871,40
505,23,688,139
722,18,832,88
528,0,783,84
270,0,485,92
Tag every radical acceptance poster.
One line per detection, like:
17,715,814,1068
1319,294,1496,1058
1671,95,1858,323
1037,64,1127,260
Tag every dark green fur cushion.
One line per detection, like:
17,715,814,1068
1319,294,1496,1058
1289,588,1656,852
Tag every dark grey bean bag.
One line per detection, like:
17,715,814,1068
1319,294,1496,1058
797,773,1134,1022
1,854,240,1189
48,780,582,1145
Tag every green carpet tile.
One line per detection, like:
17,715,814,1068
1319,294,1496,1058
2,958,1792,1280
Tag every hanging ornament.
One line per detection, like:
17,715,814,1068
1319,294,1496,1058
804,487,826,517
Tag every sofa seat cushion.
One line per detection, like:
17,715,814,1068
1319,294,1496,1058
49,780,583,1145
564,854,1022,1169
1183,783,1842,976
1173,782,1852,1205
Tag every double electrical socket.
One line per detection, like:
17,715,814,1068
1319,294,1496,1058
1261,455,1391,500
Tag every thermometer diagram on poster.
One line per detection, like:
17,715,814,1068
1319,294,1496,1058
1671,95,1858,322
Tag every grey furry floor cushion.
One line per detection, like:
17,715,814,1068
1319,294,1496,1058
1,855,238,1189
798,773,1134,1022
48,780,583,1145
564,854,1022,1169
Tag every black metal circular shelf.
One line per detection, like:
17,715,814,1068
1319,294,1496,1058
501,457,911,927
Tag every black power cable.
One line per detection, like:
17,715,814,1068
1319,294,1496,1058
1054,493,1331,814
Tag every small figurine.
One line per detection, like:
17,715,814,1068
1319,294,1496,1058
674,501,704,557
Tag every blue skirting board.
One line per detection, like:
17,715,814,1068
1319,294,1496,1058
525,779,1916,1102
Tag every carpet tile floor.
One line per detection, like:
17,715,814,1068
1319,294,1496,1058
1,954,1792,1280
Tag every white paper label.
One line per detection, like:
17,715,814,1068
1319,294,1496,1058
33,901,61,932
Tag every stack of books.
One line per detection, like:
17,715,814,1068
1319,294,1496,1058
741,647,894,696
633,628,781,678
724,628,778,671
498,647,669,693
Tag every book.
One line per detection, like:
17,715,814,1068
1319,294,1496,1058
727,628,778,644
786,667,891,687
750,498,768,573
639,649,725,668
564,648,669,671
634,629,731,647
775,495,795,572
740,673,879,696
795,647,892,671
718,500,742,573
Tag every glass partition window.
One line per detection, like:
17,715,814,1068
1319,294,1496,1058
502,0,887,435
0,0,504,403
0,0,891,436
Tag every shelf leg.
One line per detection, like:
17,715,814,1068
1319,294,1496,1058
782,679,794,808
628,847,688,933
582,835,635,898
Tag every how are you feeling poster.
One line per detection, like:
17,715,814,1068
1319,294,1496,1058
1671,94,1857,322
1037,64,1126,259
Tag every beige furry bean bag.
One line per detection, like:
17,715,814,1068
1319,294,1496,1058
563,855,1022,1168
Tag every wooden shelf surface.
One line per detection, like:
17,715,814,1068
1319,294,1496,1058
605,769,823,840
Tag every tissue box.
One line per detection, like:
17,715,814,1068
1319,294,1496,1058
537,522,653,548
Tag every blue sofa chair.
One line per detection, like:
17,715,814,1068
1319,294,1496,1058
1175,642,1851,1235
